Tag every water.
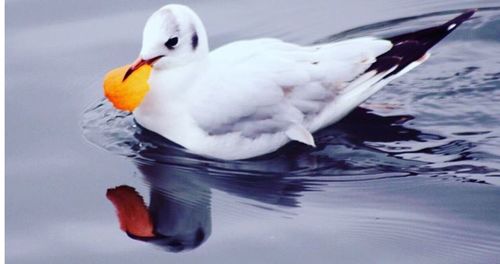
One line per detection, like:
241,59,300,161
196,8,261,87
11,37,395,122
6,0,500,263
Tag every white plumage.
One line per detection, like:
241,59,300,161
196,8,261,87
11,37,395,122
128,4,474,160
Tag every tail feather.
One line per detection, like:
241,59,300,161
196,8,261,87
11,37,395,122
366,9,476,77
309,10,476,132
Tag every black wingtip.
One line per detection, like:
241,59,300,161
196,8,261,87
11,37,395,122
443,9,477,30
449,9,477,24
388,9,477,44
366,9,476,77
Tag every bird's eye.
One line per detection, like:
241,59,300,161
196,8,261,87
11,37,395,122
165,37,179,49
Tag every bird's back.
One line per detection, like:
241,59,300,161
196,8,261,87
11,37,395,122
191,37,392,137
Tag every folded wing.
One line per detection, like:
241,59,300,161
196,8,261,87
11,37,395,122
189,37,392,143
189,10,475,145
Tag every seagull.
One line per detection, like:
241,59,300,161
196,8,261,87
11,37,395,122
124,4,475,160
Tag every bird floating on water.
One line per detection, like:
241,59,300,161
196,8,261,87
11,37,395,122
103,5,476,160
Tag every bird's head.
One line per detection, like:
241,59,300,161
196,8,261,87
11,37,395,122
124,4,208,80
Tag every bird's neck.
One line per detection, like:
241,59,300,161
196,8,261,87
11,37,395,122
133,60,208,146
148,58,208,98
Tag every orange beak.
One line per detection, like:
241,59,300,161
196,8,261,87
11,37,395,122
123,55,164,81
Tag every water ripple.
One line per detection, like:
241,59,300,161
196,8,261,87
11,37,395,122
80,9,500,257
83,9,500,187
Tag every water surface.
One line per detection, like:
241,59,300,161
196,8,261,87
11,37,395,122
6,0,500,263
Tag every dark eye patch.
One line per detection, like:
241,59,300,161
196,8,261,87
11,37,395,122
191,33,198,50
165,37,179,49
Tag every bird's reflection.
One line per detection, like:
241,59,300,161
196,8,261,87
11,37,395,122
106,107,431,252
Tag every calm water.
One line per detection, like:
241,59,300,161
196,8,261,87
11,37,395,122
6,0,500,263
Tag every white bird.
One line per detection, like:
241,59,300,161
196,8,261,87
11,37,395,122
124,4,475,160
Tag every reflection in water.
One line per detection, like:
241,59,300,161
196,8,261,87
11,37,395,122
6,1,500,262
105,108,434,252
107,182,210,252
78,9,500,258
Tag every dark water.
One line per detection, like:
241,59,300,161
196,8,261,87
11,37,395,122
6,0,500,263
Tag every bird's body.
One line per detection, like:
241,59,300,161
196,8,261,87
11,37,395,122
127,5,475,160
135,37,395,160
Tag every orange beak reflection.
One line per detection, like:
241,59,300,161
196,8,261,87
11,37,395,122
106,185,155,238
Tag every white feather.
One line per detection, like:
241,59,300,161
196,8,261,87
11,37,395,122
133,4,425,160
